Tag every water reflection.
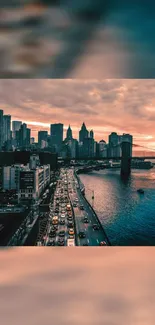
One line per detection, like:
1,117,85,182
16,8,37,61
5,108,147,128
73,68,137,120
120,174,131,186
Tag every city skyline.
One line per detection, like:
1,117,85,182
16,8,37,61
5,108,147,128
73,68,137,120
0,79,155,150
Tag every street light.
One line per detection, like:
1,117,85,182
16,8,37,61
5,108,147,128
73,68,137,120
86,188,95,208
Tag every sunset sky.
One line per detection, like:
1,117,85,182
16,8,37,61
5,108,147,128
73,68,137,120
0,79,155,151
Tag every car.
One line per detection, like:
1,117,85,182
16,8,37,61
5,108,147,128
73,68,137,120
53,225,58,230
78,231,86,238
47,242,53,246
67,224,73,229
61,203,66,208
93,224,100,230
69,234,74,239
80,205,84,210
50,224,56,230
59,230,65,237
100,241,107,246
47,240,55,246
67,221,73,227
69,228,74,235
50,225,57,231
49,232,56,238
67,217,73,222
83,218,89,223
52,219,59,225
73,203,77,207
57,239,65,246
61,214,66,218
60,219,65,225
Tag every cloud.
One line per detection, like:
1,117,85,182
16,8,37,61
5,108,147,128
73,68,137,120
0,79,155,148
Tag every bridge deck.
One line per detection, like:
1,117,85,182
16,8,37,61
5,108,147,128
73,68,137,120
58,156,155,161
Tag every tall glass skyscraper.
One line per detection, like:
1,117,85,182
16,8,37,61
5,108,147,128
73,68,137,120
12,121,22,139
50,123,63,153
38,131,48,148
3,115,11,144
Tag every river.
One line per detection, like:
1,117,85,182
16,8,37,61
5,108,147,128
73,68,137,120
79,168,155,246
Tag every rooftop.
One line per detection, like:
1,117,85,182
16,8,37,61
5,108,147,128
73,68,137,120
0,206,30,246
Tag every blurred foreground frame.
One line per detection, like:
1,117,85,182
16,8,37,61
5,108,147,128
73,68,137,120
0,247,155,325
0,0,155,78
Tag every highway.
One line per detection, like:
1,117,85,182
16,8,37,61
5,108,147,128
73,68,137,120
67,169,109,246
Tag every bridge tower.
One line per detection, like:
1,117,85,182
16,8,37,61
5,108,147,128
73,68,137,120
121,141,132,176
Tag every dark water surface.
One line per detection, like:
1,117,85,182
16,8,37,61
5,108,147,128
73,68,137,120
80,168,155,245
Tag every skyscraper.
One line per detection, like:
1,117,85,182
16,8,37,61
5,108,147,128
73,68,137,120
19,123,27,148
79,122,89,143
3,115,11,144
0,109,3,150
109,132,121,157
109,132,119,146
99,140,107,157
83,137,95,158
26,128,31,147
66,125,72,140
30,137,35,144
50,123,63,153
38,131,48,148
12,121,22,139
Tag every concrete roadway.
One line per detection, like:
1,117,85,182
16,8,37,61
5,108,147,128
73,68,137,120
68,169,109,246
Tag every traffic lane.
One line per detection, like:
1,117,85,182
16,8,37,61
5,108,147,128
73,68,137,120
75,188,109,245
77,192,108,244
67,193,80,245
52,214,68,246
70,187,92,245
69,173,86,243
85,222,107,246
70,200,82,243
48,223,66,246
73,213,97,246
73,206,89,246
78,217,102,246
